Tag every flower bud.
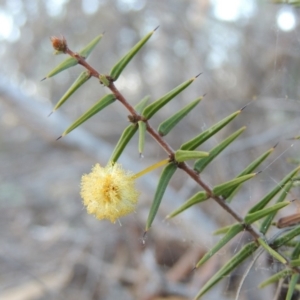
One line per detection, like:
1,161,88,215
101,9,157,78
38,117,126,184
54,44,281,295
50,35,67,52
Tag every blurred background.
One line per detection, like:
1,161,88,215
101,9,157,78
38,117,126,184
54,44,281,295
1,0,300,299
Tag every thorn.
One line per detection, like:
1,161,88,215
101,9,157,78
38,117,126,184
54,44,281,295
240,102,252,111
154,25,160,31
48,111,53,117
56,135,62,141
102,31,106,35
41,77,46,82
195,72,202,78
191,266,197,273
256,170,262,175
139,153,144,158
142,231,147,245
202,93,207,97
290,198,297,203
273,142,279,149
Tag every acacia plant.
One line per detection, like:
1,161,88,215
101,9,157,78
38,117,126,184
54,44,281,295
44,28,300,299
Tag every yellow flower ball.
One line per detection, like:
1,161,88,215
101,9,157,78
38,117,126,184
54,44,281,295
80,163,139,223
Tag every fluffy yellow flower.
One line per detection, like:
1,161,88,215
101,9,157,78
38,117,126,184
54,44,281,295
80,163,139,223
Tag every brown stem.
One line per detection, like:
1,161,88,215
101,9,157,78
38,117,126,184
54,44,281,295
65,48,100,78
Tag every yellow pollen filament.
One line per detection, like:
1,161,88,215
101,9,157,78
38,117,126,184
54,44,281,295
132,158,170,179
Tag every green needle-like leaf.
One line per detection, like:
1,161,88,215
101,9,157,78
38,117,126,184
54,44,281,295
225,145,276,202
135,95,150,114
181,110,242,151
142,76,198,119
78,34,103,58
212,173,257,196
194,242,258,299
109,124,138,163
285,274,299,300
260,181,293,234
60,94,116,137
196,223,244,267
259,269,293,289
174,150,209,163
248,166,300,214
166,191,209,219
146,163,177,231
291,240,300,259
138,121,146,155
158,97,202,136
45,34,103,79
257,238,287,264
244,202,290,225
52,71,91,112
271,225,300,249
290,259,300,267
194,127,246,173
45,57,78,79
213,223,240,235
110,28,157,80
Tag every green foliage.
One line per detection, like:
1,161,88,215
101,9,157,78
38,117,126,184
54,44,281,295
45,28,300,300
60,94,116,137
158,97,202,136
142,76,197,119
110,28,157,80
146,162,177,231
52,71,91,112
194,242,259,299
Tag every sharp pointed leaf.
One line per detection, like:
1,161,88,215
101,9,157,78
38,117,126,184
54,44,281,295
181,110,242,151
158,97,202,136
248,166,300,214
257,238,287,264
109,124,138,163
259,269,293,289
146,163,177,230
290,259,300,267
196,223,244,267
175,150,209,163
52,71,91,112
225,146,276,202
142,76,197,119
166,191,209,219
212,173,257,196
78,34,103,58
260,181,293,234
45,56,78,79
194,242,258,299
285,274,299,300
271,225,300,249
61,94,116,137
245,202,290,225
291,240,300,259
213,223,240,235
110,28,157,80
194,127,246,173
